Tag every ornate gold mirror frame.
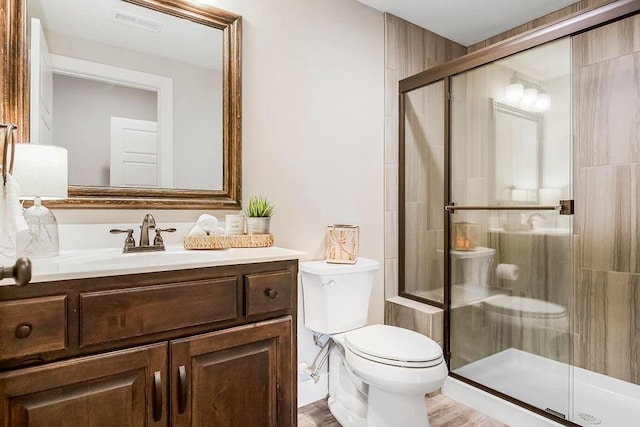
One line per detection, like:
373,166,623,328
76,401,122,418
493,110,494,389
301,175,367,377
0,0,242,209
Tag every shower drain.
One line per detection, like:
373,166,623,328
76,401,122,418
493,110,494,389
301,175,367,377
578,413,602,424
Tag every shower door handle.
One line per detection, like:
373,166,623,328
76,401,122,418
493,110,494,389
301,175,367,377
445,200,574,215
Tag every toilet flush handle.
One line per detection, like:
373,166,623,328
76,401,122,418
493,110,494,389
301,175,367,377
322,280,336,287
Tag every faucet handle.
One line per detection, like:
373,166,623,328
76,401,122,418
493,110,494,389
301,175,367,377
153,228,176,247
110,228,135,249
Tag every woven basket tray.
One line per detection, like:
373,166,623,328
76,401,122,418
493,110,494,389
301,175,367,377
184,233,274,250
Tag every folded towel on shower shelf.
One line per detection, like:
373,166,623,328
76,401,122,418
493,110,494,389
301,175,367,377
0,174,28,235
196,214,219,233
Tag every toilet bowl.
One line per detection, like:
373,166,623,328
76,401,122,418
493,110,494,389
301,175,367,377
481,294,569,357
300,258,448,427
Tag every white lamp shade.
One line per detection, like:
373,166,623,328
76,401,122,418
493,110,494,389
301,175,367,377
12,143,68,199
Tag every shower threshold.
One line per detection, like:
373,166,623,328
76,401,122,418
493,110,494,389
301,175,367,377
448,348,640,426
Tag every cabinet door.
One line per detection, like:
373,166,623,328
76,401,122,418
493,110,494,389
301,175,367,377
0,343,167,426
171,317,293,427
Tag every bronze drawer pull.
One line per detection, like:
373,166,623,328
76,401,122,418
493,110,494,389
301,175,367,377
178,365,188,414
153,371,163,422
265,289,278,299
14,323,32,338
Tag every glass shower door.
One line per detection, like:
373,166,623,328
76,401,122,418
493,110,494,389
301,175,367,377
448,38,575,419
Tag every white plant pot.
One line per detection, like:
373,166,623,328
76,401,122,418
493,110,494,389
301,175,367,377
246,217,271,235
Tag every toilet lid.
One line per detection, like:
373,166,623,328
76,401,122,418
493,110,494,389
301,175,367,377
344,325,443,368
483,295,567,319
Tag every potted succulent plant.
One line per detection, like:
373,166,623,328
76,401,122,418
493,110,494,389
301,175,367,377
245,195,275,235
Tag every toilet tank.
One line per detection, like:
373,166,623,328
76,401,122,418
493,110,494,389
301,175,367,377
439,246,495,288
299,258,379,335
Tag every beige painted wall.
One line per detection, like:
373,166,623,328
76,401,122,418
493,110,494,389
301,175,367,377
54,0,384,318
50,0,384,405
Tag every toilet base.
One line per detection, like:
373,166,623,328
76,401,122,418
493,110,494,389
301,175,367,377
326,343,435,427
368,387,430,427
328,384,431,427
327,347,367,426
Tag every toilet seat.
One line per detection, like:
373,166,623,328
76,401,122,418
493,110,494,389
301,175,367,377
482,295,567,320
343,324,443,368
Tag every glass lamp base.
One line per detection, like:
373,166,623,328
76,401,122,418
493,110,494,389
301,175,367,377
18,197,60,258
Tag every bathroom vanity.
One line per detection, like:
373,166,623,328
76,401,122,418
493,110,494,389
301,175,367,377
0,247,301,426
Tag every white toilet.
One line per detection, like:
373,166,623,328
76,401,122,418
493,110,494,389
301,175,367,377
300,258,448,427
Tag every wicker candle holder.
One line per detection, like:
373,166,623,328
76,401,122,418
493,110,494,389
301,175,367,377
326,224,359,264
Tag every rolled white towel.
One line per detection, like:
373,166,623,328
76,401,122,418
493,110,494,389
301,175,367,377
189,225,208,236
196,214,218,231
211,226,226,236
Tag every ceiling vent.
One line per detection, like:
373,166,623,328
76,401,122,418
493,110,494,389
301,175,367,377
111,9,163,33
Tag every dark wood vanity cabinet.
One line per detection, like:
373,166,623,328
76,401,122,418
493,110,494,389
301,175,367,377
171,318,292,426
0,260,298,426
0,343,168,426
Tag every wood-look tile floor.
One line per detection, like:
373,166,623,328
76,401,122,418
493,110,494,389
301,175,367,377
298,394,508,427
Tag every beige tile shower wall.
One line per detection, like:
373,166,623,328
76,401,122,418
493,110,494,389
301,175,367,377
467,0,615,53
385,296,443,346
404,83,446,295
573,13,640,384
384,13,465,301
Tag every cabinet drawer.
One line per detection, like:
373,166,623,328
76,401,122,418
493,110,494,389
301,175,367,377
80,277,238,347
0,296,67,360
245,271,293,316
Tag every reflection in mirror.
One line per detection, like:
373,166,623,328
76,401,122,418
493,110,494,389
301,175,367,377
492,101,542,203
450,37,571,209
30,0,222,191
3,0,241,209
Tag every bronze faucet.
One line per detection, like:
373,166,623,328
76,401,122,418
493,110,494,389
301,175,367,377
140,214,156,246
110,214,176,253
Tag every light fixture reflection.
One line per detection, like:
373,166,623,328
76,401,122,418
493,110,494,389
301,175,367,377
522,88,538,106
505,83,524,103
535,93,551,111
504,76,551,112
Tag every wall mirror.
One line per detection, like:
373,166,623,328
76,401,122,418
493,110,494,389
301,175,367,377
1,0,241,209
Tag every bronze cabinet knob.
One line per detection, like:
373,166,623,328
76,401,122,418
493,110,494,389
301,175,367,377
265,289,278,299
15,323,32,338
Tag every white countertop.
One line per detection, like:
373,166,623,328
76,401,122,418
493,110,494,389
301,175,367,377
0,245,306,285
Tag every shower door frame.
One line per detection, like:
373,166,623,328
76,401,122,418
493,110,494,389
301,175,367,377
397,1,640,425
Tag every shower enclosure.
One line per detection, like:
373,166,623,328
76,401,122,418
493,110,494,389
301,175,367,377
399,3,639,425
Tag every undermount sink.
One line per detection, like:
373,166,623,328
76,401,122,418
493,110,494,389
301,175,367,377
1,244,305,286
529,227,571,235
53,245,225,269
490,227,571,236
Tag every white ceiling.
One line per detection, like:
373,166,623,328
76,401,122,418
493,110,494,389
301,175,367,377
29,0,222,70
357,0,581,46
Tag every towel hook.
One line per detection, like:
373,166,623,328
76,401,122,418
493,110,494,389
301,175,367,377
0,123,17,185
